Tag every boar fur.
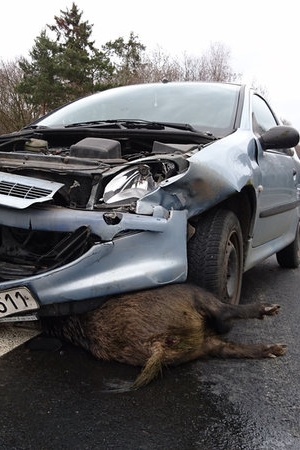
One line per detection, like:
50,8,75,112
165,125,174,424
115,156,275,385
41,283,286,390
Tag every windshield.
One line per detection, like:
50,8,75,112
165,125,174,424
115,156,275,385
35,82,240,137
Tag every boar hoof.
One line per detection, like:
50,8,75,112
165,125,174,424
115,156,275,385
261,304,281,318
265,343,287,358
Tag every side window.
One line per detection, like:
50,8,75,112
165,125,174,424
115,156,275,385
252,94,278,136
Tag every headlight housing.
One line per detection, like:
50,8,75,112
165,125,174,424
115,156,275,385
103,164,157,204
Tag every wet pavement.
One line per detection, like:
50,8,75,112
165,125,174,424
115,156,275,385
0,256,300,449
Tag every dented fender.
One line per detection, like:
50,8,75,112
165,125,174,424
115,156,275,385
137,131,255,217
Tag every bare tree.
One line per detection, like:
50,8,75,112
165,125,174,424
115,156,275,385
136,46,182,83
201,42,232,81
136,42,241,84
0,59,37,133
180,52,211,81
189,42,240,82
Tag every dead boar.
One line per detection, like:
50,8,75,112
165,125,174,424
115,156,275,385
41,283,286,390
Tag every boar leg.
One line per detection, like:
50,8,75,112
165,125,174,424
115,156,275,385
202,336,287,359
218,303,281,321
194,293,281,334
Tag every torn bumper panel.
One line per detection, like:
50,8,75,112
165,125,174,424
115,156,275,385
0,208,187,317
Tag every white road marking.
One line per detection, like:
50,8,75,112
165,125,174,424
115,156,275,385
0,323,40,356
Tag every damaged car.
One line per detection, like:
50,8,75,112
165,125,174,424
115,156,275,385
0,81,299,322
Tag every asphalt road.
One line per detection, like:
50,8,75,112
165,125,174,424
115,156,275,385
0,255,300,450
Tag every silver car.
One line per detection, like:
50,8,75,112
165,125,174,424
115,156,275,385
0,81,299,322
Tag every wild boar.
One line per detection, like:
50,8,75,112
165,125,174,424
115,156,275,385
40,283,286,390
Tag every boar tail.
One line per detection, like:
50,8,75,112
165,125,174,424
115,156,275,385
131,341,164,390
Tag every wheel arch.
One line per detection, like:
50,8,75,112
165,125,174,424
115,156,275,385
188,185,257,266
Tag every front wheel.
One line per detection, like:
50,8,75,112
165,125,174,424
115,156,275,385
276,220,300,268
187,209,244,304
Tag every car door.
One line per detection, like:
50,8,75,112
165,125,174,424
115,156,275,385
251,93,299,247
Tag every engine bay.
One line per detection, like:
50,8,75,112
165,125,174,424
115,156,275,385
0,135,198,279
0,136,196,210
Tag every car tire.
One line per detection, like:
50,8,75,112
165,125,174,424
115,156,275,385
276,220,300,268
187,209,243,304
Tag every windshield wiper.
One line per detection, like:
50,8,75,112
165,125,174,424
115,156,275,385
110,120,216,138
121,120,198,131
65,120,124,129
42,119,215,139
64,119,164,129
104,119,199,131
65,119,198,132
22,125,50,130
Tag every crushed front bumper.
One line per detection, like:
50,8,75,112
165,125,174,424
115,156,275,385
0,207,188,321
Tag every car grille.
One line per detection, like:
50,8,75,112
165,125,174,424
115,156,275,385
0,225,92,280
0,180,52,199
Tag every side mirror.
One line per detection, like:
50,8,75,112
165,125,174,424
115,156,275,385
260,125,299,151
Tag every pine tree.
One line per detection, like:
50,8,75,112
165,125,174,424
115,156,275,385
48,2,113,98
103,32,146,85
17,3,113,114
18,30,64,115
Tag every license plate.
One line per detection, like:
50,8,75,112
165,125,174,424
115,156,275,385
0,287,39,319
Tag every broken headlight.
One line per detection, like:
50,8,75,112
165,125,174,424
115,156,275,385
103,164,157,204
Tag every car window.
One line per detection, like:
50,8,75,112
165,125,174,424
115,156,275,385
36,83,240,138
252,94,278,136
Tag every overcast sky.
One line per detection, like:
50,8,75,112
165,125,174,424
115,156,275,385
1,0,299,129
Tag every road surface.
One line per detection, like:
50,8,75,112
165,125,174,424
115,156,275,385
0,255,299,449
